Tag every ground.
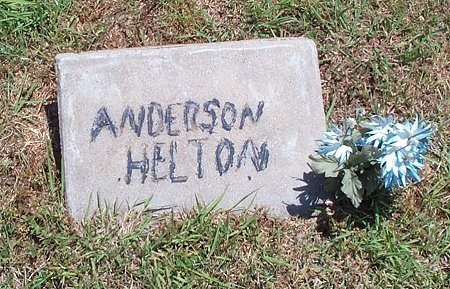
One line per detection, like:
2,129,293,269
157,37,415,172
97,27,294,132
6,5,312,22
0,0,449,288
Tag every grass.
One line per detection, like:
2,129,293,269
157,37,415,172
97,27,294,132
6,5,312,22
1,0,449,288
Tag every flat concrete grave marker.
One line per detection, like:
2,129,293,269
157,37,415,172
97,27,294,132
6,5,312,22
56,37,326,220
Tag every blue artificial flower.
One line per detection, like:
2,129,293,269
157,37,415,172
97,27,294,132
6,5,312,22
380,149,408,188
345,117,357,129
361,115,395,148
378,117,433,188
355,107,366,117
386,116,433,153
380,148,425,188
317,124,353,165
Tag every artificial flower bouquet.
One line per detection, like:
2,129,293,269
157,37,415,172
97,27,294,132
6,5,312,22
310,109,435,208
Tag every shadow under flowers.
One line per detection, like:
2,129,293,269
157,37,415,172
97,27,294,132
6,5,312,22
285,171,396,237
315,188,396,237
285,171,329,218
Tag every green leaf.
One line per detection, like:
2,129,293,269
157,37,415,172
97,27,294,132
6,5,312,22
361,145,381,160
309,155,341,177
347,151,370,166
347,145,381,167
341,169,363,207
360,168,380,194
351,128,362,141
324,177,340,193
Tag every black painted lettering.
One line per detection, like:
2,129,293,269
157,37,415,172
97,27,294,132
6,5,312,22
124,147,149,185
239,101,264,129
120,106,145,137
166,103,182,136
221,102,237,131
151,143,167,182
188,138,205,179
148,102,165,137
215,138,234,176
200,98,220,134
237,139,270,172
90,107,117,142
183,100,200,132
169,141,188,183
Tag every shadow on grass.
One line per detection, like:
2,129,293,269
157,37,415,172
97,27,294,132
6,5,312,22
315,189,396,237
287,171,396,238
45,101,62,173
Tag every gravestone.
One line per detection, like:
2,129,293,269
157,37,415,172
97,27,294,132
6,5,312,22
56,37,326,220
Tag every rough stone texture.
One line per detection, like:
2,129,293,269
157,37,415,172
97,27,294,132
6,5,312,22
56,37,326,220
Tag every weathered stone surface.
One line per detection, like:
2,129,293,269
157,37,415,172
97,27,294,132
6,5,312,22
56,37,326,220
